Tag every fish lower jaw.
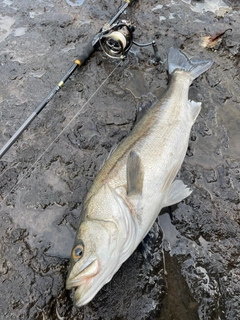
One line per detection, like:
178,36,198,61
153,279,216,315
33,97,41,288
66,275,92,290
74,282,96,307
66,277,95,307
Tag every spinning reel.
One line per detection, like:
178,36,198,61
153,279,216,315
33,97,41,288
98,20,160,62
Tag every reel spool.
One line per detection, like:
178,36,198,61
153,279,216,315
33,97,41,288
99,21,134,59
98,20,160,62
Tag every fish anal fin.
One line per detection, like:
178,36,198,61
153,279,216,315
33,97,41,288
164,180,192,207
189,100,201,122
127,150,144,196
161,162,180,193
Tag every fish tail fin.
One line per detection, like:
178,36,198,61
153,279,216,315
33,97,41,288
167,47,213,81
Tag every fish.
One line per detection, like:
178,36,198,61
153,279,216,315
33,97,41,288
66,48,213,307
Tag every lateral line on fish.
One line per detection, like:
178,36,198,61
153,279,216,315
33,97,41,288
86,98,181,202
0,62,121,208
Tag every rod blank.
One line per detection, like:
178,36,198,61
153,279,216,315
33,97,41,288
0,0,136,159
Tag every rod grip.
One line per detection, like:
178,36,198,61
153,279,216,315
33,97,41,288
76,40,96,66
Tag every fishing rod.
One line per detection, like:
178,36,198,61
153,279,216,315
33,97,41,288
0,0,160,159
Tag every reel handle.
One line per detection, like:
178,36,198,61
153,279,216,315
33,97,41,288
152,41,161,63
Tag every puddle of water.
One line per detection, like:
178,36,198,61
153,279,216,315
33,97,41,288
13,27,27,37
65,0,85,7
3,0,12,6
0,15,15,43
29,12,40,19
159,252,199,320
61,42,75,53
152,4,163,13
30,69,46,78
181,0,231,15
169,12,176,19
158,213,179,251
160,16,167,21
29,10,47,19
158,212,221,320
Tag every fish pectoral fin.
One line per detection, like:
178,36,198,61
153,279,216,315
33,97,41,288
189,100,201,122
164,180,192,207
127,150,144,196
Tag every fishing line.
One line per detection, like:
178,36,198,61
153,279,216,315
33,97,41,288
0,61,121,208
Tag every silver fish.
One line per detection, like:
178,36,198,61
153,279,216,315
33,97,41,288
66,48,213,307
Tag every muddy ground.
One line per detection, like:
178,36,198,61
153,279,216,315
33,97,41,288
0,0,240,319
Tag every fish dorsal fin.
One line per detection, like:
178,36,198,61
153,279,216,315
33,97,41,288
127,150,144,196
163,179,192,207
188,100,201,122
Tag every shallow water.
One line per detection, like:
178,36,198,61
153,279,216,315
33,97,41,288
0,15,15,43
0,0,240,319
65,0,85,7
181,0,231,14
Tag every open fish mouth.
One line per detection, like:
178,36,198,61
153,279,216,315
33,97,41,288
66,259,99,290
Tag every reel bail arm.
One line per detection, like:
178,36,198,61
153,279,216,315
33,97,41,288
98,20,161,62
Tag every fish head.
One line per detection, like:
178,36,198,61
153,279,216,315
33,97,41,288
66,184,136,306
66,213,121,307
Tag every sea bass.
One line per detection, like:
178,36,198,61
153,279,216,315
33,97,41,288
66,48,213,306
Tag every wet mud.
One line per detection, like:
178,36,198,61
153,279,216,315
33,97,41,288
0,0,240,319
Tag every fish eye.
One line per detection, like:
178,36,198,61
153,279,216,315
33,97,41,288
72,244,84,260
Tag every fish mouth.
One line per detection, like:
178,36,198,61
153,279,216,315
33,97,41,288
66,259,101,307
66,259,99,290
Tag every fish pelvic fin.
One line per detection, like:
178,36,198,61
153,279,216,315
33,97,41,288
127,150,144,196
163,179,192,207
167,47,213,81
